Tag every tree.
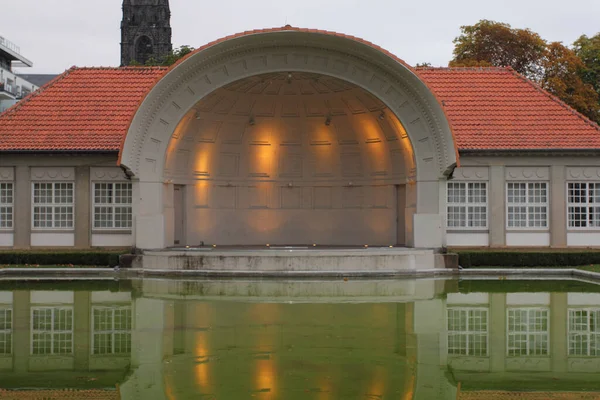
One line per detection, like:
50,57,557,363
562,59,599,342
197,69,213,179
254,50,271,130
141,45,196,67
573,34,600,103
542,42,599,123
449,20,546,81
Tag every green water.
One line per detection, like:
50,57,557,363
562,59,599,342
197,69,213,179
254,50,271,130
0,277,599,399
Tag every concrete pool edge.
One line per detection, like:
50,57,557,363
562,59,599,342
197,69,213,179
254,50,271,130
0,267,599,281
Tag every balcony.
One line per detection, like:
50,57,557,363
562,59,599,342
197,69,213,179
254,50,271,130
0,83,16,100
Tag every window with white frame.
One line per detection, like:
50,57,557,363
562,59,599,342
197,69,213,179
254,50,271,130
507,182,548,228
507,308,549,356
0,183,13,229
568,309,600,356
447,308,488,356
92,306,132,355
32,182,74,229
31,307,73,355
447,182,488,228
93,183,133,229
567,183,600,228
0,309,12,355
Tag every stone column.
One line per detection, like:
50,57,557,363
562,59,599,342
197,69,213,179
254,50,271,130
74,166,91,248
550,166,567,247
489,293,506,372
134,180,166,249
413,180,444,248
13,166,30,249
550,292,568,373
73,291,90,370
489,165,505,247
13,291,30,373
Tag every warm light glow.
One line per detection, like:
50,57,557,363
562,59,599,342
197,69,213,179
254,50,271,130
194,332,210,390
364,244,369,248
255,359,276,398
212,244,216,248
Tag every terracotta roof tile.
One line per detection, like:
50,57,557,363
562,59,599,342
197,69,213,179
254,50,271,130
416,67,600,151
0,66,167,152
0,28,598,153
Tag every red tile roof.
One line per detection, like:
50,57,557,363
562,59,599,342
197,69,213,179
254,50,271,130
417,66,600,151
0,67,167,151
0,37,598,153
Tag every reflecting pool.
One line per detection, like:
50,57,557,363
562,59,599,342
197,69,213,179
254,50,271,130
0,277,600,399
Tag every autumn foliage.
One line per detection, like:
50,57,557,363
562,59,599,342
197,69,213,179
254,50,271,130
450,20,600,125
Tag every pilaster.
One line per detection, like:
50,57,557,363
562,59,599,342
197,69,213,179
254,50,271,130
13,166,30,249
550,165,567,247
489,165,505,247
74,166,91,248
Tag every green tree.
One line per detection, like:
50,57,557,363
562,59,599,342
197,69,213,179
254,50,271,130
573,34,600,105
449,20,546,81
542,42,599,123
141,45,196,67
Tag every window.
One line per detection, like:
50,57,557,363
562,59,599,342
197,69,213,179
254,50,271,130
568,183,600,228
31,307,73,355
0,183,13,229
507,182,548,228
447,308,488,356
507,308,549,356
92,306,132,355
93,183,132,229
32,182,74,229
0,309,12,355
447,182,487,228
568,309,600,356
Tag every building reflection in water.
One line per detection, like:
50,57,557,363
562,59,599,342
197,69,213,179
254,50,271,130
0,279,598,399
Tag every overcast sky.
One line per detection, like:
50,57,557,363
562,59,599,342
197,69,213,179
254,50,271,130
4,0,600,74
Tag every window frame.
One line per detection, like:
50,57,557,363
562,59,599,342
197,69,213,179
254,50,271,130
0,308,12,355
91,182,133,231
31,181,75,231
446,306,489,357
567,308,600,356
0,182,13,231
446,181,489,230
506,181,549,230
91,305,132,355
506,307,550,357
30,306,74,355
566,182,600,230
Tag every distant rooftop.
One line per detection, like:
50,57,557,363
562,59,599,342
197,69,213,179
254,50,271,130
17,74,58,87
0,35,33,67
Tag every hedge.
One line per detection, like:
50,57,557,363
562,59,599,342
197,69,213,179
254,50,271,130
457,251,600,268
0,251,126,267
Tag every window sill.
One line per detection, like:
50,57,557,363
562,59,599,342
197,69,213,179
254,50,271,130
91,230,133,235
447,229,489,234
31,229,75,233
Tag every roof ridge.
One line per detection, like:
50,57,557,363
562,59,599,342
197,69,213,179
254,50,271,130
506,68,600,132
0,67,76,118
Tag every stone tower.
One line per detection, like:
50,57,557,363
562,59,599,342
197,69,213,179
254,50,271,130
120,0,173,66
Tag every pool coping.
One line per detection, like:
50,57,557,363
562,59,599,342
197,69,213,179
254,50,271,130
0,267,599,282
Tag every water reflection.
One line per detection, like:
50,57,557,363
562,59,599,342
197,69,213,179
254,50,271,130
0,278,598,399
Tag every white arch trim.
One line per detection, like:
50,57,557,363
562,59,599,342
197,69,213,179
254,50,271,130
120,28,458,249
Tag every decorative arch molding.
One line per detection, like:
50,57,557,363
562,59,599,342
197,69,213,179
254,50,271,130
121,30,457,183
120,28,458,249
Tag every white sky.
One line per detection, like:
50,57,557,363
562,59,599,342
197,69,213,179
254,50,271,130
4,0,600,74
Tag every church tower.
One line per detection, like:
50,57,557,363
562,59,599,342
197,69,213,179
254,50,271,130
120,0,173,66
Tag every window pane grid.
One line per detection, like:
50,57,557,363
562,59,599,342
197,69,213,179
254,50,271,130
568,309,600,356
0,309,12,355
447,308,489,356
32,183,74,229
507,182,548,228
0,183,13,229
93,183,133,229
31,307,73,355
92,306,132,355
447,182,488,229
568,183,600,229
507,308,549,356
